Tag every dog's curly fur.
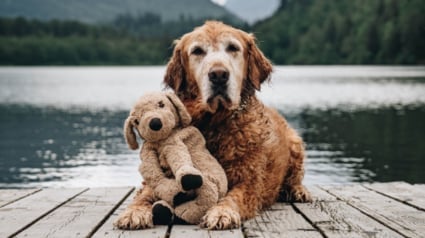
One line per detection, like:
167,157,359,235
115,21,311,230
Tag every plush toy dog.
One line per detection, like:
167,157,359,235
122,92,228,225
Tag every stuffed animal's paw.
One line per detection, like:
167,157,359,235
173,190,197,206
176,165,203,191
152,201,174,225
181,174,203,190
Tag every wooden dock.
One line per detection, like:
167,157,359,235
0,182,424,238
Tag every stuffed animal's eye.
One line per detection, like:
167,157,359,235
158,101,165,108
134,119,139,125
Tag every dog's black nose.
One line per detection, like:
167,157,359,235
149,118,162,131
208,67,229,85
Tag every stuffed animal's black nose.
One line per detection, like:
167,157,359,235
149,118,162,131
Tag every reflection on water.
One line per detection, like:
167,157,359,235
0,105,140,187
0,66,424,187
297,107,425,184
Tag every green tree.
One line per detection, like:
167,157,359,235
254,0,425,64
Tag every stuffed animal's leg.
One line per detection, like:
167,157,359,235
162,145,203,191
114,183,155,230
152,200,174,225
174,180,219,224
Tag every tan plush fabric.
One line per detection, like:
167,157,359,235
120,92,227,225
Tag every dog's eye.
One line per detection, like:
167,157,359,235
158,101,165,108
191,47,205,56
226,43,240,52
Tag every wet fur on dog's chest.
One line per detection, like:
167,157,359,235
193,98,271,166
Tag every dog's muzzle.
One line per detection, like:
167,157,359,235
208,67,231,100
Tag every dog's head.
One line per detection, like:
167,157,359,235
124,92,191,149
164,21,273,113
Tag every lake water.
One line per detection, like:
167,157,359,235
0,66,424,188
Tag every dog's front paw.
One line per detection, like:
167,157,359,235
114,206,153,230
293,185,312,202
282,185,312,202
200,205,241,230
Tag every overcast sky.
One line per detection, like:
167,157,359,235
211,0,227,6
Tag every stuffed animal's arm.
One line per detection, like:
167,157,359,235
162,126,205,167
162,129,207,192
140,145,181,204
161,140,194,176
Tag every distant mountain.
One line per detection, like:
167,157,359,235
253,0,425,64
0,0,243,24
223,0,280,24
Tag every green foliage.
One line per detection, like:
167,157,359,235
111,12,248,39
0,13,248,65
1,0,424,65
254,0,425,64
0,16,179,65
0,0,242,24
0,35,169,65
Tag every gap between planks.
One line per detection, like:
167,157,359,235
0,188,41,208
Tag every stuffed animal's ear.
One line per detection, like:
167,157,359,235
124,116,139,150
166,92,191,127
246,33,273,91
164,40,186,93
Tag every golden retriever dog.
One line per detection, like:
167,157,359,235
115,21,311,230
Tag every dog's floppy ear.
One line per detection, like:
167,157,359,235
124,116,139,150
164,40,186,93
166,92,191,127
246,34,273,91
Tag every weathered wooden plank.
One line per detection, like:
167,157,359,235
0,188,87,237
0,189,41,208
170,225,208,238
16,187,134,238
208,228,244,238
294,200,403,237
244,202,322,238
306,185,338,202
364,182,425,211
92,189,168,238
322,184,425,238
170,225,243,238
0,183,422,238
